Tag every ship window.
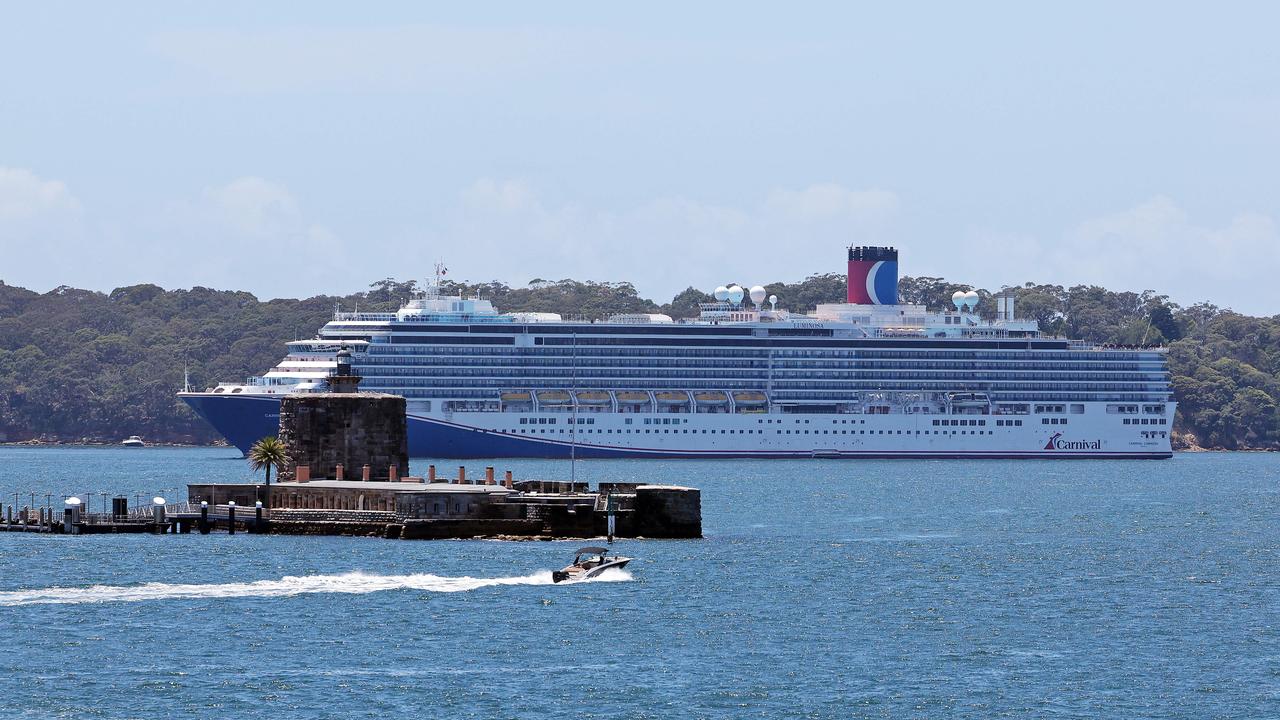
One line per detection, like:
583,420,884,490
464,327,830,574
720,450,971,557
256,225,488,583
1015,420,1022,426
625,418,633,425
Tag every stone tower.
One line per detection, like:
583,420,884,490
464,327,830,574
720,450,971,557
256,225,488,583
276,350,409,482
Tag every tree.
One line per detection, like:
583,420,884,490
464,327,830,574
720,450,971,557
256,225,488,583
248,436,287,488
661,287,713,319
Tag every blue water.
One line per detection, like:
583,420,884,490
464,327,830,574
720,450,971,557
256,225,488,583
0,448,1277,718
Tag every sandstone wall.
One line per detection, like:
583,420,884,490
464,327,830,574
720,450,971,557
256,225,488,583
278,393,408,482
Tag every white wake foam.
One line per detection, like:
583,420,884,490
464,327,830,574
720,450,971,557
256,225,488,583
0,569,619,606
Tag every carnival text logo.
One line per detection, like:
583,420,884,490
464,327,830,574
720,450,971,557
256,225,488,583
1045,432,1102,451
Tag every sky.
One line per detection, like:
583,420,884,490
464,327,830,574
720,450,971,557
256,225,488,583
1,2,1278,315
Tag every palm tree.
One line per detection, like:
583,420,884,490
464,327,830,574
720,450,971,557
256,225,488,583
248,436,287,499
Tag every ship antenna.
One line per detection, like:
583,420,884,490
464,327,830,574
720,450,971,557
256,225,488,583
183,361,190,393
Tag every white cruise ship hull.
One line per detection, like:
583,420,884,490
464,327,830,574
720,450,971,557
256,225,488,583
181,392,1174,459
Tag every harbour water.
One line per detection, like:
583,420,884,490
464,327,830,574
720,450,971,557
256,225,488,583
0,447,1276,717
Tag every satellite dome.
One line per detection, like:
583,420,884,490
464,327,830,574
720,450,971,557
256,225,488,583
713,286,730,302
768,294,777,304
951,291,965,309
963,290,980,308
727,285,745,305
749,285,767,305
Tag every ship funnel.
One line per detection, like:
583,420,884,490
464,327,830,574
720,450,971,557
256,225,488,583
847,246,898,305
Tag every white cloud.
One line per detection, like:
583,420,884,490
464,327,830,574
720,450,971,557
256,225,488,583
148,25,620,94
122,177,345,298
765,183,899,222
0,167,90,290
204,177,301,237
423,178,900,297
461,178,540,214
959,197,1280,314
0,167,79,221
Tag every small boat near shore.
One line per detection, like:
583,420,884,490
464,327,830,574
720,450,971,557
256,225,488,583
121,435,145,448
552,546,632,583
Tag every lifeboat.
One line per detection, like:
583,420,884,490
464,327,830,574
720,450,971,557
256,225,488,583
615,391,649,405
501,390,533,402
655,391,690,404
574,391,611,405
693,391,729,405
732,391,768,405
949,392,991,407
536,390,572,405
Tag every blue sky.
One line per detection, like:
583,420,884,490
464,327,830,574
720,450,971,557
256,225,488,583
2,2,1278,314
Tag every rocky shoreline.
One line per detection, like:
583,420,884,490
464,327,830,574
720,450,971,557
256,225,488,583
1,438,229,448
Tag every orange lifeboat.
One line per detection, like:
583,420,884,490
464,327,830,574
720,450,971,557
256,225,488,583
693,391,729,405
536,390,572,405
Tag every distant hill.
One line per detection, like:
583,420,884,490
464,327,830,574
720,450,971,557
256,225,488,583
0,275,1275,449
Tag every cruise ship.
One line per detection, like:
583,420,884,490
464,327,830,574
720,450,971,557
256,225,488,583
179,248,1175,459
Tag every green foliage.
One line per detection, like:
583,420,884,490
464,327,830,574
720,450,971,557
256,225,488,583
661,287,713,319
440,278,659,320
248,436,287,485
759,273,847,314
0,272,1276,449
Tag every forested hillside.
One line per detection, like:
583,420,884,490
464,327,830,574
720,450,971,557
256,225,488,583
0,274,1275,449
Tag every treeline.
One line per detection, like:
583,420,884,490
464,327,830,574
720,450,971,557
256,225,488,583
0,274,1275,449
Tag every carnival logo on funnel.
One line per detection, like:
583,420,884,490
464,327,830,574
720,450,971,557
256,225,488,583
1045,432,1102,451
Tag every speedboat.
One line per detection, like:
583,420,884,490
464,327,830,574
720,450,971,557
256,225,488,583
552,546,632,583
121,435,145,448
